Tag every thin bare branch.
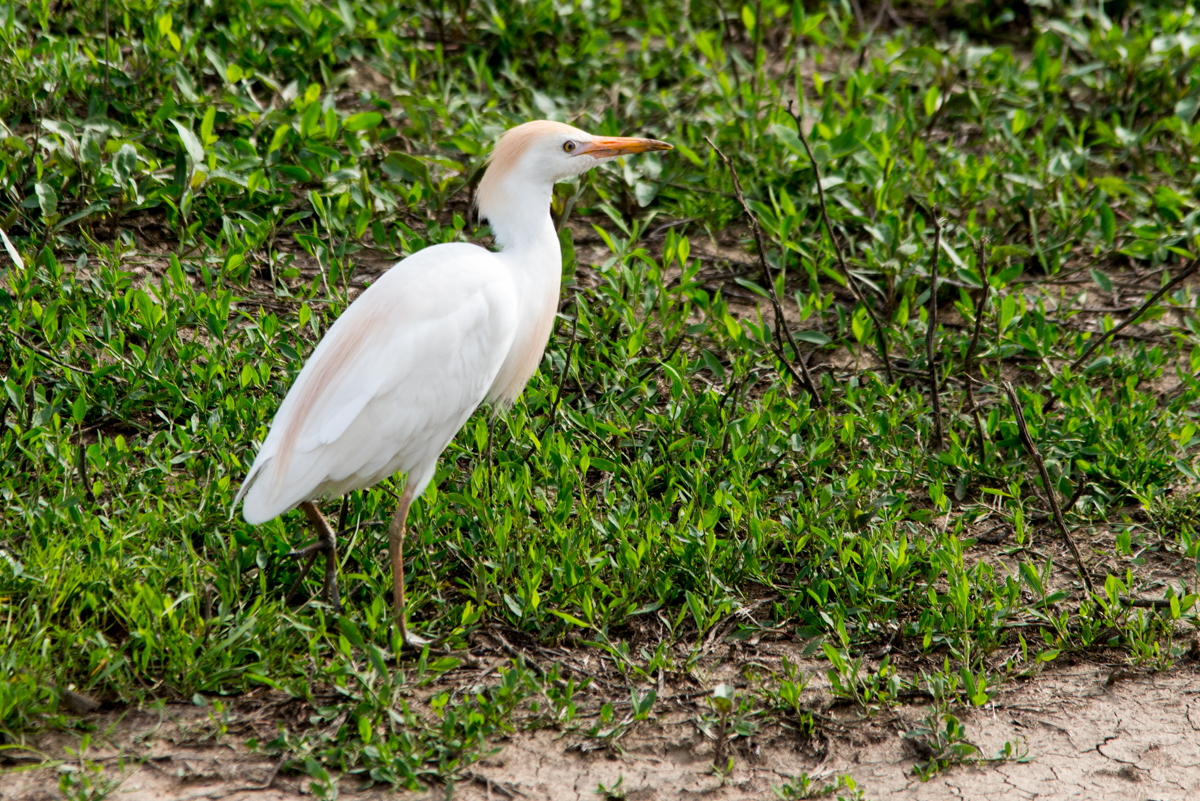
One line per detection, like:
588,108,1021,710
704,135,823,406
964,237,988,459
926,210,944,452
785,99,894,384
1002,382,1095,597
1070,258,1200,371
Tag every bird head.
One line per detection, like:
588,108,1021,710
476,120,671,247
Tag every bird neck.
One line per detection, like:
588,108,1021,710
486,186,565,405
485,183,563,297
493,207,562,296
483,181,557,255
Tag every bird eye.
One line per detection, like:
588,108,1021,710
563,141,576,153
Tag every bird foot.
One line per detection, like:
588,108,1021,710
396,623,431,651
286,538,333,559
285,537,342,612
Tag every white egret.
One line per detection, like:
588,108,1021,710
235,120,671,643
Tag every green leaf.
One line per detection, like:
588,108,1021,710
901,46,944,66
0,227,25,269
701,350,726,381
114,144,138,186
1090,269,1113,294
1011,107,1027,134
71,394,86,424
548,609,591,628
200,106,216,146
1099,203,1116,245
1176,94,1200,123
343,112,383,132
770,123,806,157
851,304,870,343
990,244,1030,262
923,85,940,117
634,180,658,207
35,182,58,218
170,119,205,164
740,4,755,33
338,616,365,650
795,330,832,345
1094,176,1133,196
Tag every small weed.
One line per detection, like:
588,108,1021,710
773,771,867,800
699,683,759,773
57,736,120,801
595,774,626,800
903,712,1028,780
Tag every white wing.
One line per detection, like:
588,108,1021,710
236,243,518,523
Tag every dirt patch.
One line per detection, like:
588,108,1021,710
4,663,1199,800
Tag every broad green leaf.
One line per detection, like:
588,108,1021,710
35,182,58,218
0,227,24,269
1011,107,1027,134
1176,94,1200,123
170,119,205,163
900,46,943,66
923,85,940,117
200,106,216,146
1099,203,1116,244
796,330,832,345
343,112,383,132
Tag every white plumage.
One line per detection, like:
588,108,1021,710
237,244,520,521
235,120,671,644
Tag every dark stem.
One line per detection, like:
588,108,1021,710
715,0,743,102
543,313,579,435
713,711,729,769
485,413,496,500
103,0,110,97
1069,257,1200,370
336,495,349,535
926,210,943,452
1002,382,1095,596
716,373,747,464
704,135,823,406
963,237,989,460
1044,257,1200,415
76,442,96,504
786,99,893,383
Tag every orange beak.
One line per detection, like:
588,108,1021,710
578,136,673,159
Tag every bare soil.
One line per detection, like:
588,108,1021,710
4,662,1199,800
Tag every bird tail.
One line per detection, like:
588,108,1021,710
231,459,266,521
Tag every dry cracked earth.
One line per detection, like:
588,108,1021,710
4,662,1200,800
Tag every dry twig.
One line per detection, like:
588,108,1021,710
704,135,823,406
926,210,944,452
1070,257,1199,371
963,237,989,459
1044,257,1200,414
785,99,894,384
1002,382,1095,596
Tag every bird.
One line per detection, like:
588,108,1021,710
235,120,671,645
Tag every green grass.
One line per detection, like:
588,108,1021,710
2,0,1200,791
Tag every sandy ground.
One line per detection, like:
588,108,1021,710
3,662,1198,800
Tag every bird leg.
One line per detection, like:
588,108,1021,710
288,501,342,611
388,483,427,648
